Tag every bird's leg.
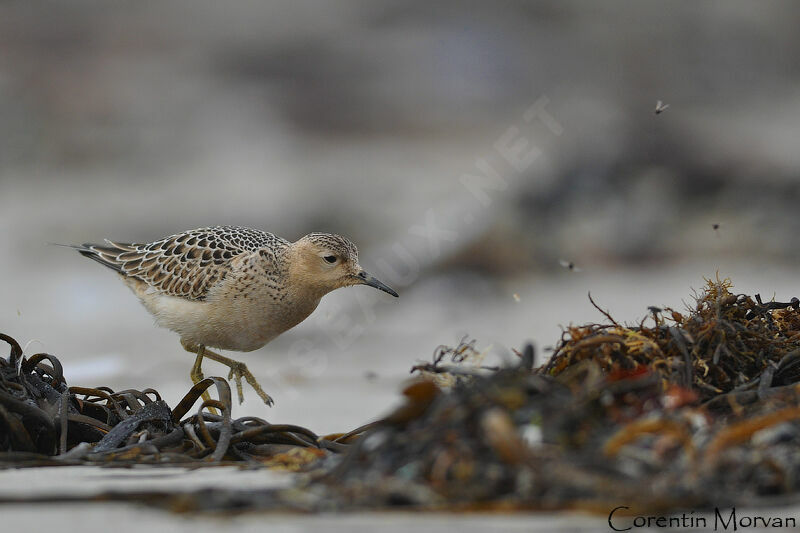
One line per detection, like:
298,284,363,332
199,347,274,407
181,341,217,413
190,349,205,383
191,345,215,404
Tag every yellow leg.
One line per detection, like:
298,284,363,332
181,340,274,406
189,347,214,404
184,343,218,415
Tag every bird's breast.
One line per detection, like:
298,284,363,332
200,284,321,351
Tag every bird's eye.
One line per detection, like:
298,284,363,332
323,255,337,264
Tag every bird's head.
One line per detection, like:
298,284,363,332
290,233,398,298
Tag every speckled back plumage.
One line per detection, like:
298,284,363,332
78,226,289,301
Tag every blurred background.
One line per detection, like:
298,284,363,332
2,1,800,432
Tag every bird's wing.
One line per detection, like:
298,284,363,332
77,226,288,301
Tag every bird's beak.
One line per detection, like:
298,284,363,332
355,271,399,297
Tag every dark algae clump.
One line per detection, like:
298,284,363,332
0,333,352,467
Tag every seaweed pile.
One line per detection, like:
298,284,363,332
312,277,800,511
5,277,800,514
544,279,800,401
0,333,352,468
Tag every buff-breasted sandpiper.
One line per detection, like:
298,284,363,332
70,226,398,406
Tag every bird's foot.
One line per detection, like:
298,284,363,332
182,341,274,408
226,361,275,407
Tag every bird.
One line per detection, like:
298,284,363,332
68,226,398,407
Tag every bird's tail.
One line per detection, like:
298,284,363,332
52,240,136,274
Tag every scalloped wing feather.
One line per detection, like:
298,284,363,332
79,226,288,301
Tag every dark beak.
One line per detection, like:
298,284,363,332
356,271,399,297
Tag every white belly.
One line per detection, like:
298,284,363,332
124,276,319,352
